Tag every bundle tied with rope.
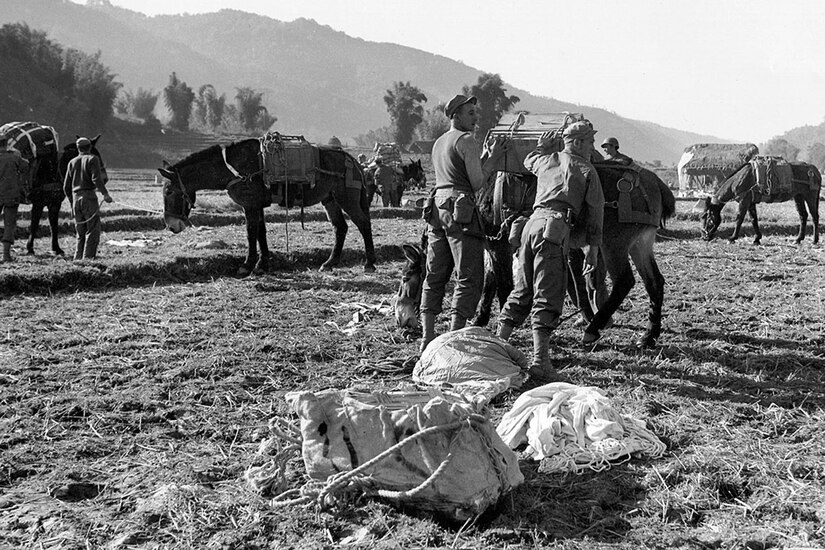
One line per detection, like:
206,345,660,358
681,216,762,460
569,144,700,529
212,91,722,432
249,388,523,521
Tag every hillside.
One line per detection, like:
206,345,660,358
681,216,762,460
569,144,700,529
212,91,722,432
2,0,728,164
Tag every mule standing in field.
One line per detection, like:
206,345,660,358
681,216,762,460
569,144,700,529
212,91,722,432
159,138,376,276
701,160,821,245
395,163,676,348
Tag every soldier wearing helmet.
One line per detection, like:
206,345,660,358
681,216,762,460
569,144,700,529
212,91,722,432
600,137,632,164
496,120,605,384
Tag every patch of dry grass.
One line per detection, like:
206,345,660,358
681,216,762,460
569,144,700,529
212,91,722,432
1,169,823,549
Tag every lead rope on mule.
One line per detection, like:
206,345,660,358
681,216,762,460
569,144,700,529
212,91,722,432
263,415,493,510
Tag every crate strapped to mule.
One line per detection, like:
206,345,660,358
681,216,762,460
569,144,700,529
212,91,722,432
485,112,586,174
259,132,320,206
0,121,60,203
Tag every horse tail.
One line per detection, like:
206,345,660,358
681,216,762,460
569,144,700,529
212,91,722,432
657,176,676,229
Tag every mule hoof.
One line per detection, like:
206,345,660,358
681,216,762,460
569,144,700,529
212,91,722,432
582,331,601,346
319,264,333,272
26,249,35,256
636,335,658,348
236,266,252,277
54,249,64,256
364,264,376,273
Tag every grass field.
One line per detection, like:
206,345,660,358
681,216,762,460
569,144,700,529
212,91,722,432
1,169,823,549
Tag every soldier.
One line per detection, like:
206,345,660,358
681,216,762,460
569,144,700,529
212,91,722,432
600,137,632,164
0,135,29,262
497,121,605,383
418,94,508,352
63,137,112,260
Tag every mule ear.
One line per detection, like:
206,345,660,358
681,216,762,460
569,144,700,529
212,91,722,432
158,168,174,180
401,243,421,262
162,160,172,169
91,134,102,145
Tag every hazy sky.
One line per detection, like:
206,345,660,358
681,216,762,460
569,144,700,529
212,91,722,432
91,0,824,142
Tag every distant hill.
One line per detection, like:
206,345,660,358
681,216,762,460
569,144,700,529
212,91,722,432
2,0,729,165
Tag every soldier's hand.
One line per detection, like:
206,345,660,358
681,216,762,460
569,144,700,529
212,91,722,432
583,245,599,275
537,131,555,150
103,193,113,203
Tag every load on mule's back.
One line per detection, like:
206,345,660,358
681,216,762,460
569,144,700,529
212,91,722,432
159,132,376,276
0,122,60,206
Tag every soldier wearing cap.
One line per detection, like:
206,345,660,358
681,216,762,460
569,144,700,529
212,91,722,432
418,93,508,351
600,137,632,164
497,120,605,383
63,137,112,260
0,135,29,262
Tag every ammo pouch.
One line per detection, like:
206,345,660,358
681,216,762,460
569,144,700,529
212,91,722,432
453,193,476,225
422,191,436,222
541,210,571,246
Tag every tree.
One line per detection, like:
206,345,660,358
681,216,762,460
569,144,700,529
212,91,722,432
64,48,121,126
132,88,159,122
234,87,276,133
384,81,427,146
415,104,450,141
762,137,799,161
163,72,195,131
462,73,520,138
800,142,825,172
353,126,394,148
193,84,225,130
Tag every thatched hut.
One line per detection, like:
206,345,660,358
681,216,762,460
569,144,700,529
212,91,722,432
677,143,759,195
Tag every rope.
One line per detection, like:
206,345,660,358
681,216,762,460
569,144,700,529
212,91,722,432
268,414,493,510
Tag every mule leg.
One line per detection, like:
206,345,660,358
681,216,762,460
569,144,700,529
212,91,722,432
808,191,820,244
566,248,595,323
583,236,634,344
237,207,259,277
26,202,43,255
48,197,64,255
729,199,748,243
748,202,761,245
341,188,376,272
320,198,348,271
793,195,808,244
629,228,665,348
253,208,269,274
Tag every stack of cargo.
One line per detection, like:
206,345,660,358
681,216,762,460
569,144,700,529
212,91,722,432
485,112,586,174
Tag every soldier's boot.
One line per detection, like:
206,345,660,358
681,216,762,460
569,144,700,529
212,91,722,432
449,313,466,332
526,327,563,386
497,320,515,342
2,242,11,263
419,312,437,353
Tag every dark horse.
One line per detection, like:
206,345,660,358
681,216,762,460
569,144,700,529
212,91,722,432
395,164,676,348
24,135,107,256
159,138,376,276
701,161,821,244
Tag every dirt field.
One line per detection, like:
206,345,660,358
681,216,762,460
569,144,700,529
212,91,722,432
1,169,824,549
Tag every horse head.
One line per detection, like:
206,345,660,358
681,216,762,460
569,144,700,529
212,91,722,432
158,161,194,234
700,196,723,241
394,242,426,329
403,159,426,188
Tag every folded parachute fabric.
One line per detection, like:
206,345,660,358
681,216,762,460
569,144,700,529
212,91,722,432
413,326,526,405
496,382,666,473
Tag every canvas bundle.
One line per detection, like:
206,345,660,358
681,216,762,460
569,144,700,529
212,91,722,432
485,112,585,174
260,132,319,188
0,121,59,160
373,142,402,166
284,388,524,521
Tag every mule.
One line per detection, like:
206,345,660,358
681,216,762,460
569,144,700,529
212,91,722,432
26,135,107,256
701,161,821,245
159,138,376,276
395,164,676,348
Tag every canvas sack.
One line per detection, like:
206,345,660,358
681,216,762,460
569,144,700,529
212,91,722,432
285,388,524,520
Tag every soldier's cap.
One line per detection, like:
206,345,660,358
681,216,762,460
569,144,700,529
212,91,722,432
444,94,477,119
562,121,597,141
76,137,91,149
601,137,619,148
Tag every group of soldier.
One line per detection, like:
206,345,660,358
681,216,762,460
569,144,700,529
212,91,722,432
419,93,631,385
0,134,112,263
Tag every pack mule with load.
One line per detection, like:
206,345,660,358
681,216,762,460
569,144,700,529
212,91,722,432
159,133,376,275
395,114,676,348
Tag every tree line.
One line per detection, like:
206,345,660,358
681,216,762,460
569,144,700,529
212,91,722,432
354,73,520,149
0,23,276,138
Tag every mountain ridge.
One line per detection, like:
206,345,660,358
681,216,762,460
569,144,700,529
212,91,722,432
3,0,730,164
